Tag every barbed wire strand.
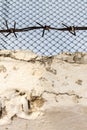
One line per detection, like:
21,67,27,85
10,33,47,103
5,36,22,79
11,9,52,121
1,20,87,37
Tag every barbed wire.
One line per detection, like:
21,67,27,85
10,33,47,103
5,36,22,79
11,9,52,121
1,19,87,38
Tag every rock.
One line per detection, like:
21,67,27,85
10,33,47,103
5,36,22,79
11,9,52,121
0,51,87,129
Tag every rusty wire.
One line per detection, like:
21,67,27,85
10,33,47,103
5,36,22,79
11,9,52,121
1,19,87,38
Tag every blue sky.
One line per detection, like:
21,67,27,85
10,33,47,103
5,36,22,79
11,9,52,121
0,0,87,55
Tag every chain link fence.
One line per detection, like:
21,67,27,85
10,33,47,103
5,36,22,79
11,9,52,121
0,0,87,55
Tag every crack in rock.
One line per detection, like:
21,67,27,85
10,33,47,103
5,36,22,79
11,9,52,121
0,51,54,66
0,53,38,63
1,51,87,64
41,90,83,99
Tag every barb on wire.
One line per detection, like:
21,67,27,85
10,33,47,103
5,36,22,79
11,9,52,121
0,19,87,38
36,22,50,37
3,20,17,37
62,23,76,36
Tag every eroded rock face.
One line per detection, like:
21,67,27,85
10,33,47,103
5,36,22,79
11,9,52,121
0,50,87,126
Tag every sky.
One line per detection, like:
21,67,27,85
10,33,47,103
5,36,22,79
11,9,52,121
0,0,87,56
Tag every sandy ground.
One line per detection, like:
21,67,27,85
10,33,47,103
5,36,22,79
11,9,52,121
0,107,87,130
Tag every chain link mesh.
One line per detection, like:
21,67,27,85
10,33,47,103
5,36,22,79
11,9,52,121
0,0,87,55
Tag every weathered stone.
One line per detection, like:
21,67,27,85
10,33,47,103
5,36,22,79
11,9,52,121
0,51,87,130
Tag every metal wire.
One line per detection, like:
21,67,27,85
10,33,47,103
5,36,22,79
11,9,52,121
1,20,87,37
0,0,87,55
